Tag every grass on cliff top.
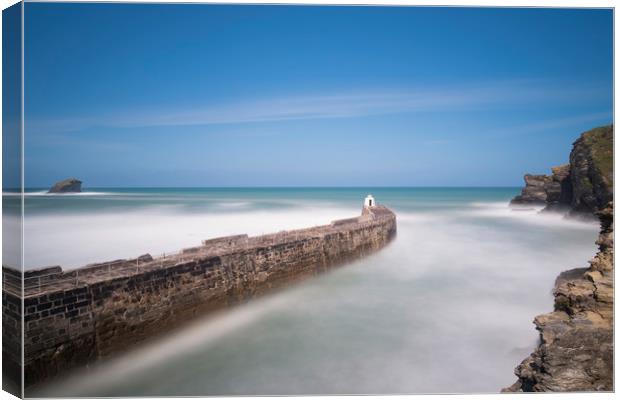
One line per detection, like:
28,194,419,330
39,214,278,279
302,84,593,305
582,124,613,186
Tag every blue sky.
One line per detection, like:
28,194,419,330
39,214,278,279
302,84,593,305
22,4,612,187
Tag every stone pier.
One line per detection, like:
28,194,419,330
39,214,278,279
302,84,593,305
2,205,396,387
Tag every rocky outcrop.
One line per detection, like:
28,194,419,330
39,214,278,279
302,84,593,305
504,203,613,392
542,164,573,213
510,174,552,205
48,178,82,193
568,125,613,216
510,125,613,218
505,124,613,392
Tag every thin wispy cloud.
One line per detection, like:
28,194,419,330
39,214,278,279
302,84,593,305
28,80,610,134
488,111,613,138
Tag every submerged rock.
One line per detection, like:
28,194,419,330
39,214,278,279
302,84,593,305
503,202,613,392
48,178,82,193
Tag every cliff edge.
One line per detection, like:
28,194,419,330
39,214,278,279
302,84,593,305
504,124,614,392
510,125,613,218
569,126,613,216
504,202,613,392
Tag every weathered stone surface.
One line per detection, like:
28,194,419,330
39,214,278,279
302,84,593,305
504,203,613,392
506,126,613,392
568,125,613,217
2,280,22,394
510,125,613,218
542,164,573,213
48,178,82,193
510,174,551,205
3,205,396,387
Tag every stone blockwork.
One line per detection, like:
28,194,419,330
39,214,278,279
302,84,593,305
2,205,396,387
2,267,22,391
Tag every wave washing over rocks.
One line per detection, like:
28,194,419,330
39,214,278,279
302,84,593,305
504,125,614,392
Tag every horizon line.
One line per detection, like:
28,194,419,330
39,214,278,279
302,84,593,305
12,185,523,190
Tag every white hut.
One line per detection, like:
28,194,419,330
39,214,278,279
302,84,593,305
364,194,376,207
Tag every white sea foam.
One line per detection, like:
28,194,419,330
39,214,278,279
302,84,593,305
3,191,120,197
464,201,598,230
215,201,252,208
38,191,120,196
32,198,600,396
2,215,22,269
22,204,359,269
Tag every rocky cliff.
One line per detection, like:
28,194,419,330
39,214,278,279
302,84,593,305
542,164,573,213
48,178,82,193
504,202,613,392
510,125,613,218
569,125,613,216
509,174,551,205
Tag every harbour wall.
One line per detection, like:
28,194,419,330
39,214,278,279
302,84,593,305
2,205,396,387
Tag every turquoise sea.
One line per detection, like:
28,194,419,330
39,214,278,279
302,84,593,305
13,187,599,395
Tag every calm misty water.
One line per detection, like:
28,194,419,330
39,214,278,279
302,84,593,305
15,187,599,396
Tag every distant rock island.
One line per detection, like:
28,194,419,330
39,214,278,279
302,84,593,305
48,178,82,193
504,125,613,392
510,125,613,218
